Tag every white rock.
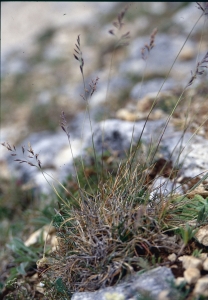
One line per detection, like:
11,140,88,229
174,277,186,287
203,258,208,271
51,235,59,251
104,293,125,300
167,253,177,263
183,268,200,284
72,267,176,300
199,253,208,262
178,46,195,61
116,109,137,122
195,225,208,246
187,183,208,198
193,277,208,297
137,92,157,112
150,109,166,120
144,2,166,15
24,225,57,247
179,255,203,270
173,3,203,35
36,283,45,294
157,289,171,300
25,229,47,247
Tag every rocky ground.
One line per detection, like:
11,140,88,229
1,2,208,299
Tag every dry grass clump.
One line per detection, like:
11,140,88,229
38,159,163,292
36,150,206,294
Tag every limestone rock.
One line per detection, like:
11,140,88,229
199,253,208,262
183,268,201,284
161,132,208,178
150,176,183,198
187,183,208,198
137,92,157,112
136,91,172,112
178,255,203,270
203,258,208,271
178,46,195,61
72,267,178,300
195,225,208,246
167,253,177,263
174,277,186,287
24,225,58,251
104,293,125,300
193,277,208,297
116,109,137,122
130,77,177,100
157,290,171,300
173,2,204,35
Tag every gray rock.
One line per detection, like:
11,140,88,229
172,3,205,34
72,267,178,300
161,132,208,178
195,225,208,247
1,50,29,77
151,176,183,199
142,2,166,15
79,74,132,107
120,34,197,87
130,78,177,100
84,118,208,191
6,130,72,194
37,90,52,105
84,118,166,155
5,117,208,196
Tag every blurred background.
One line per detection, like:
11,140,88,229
1,2,207,144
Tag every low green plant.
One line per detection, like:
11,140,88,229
169,278,191,300
191,248,203,258
6,236,46,279
172,195,208,224
177,224,198,255
3,278,31,300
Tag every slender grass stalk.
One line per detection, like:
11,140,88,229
74,35,100,185
128,11,205,171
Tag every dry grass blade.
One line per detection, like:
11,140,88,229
196,2,208,15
